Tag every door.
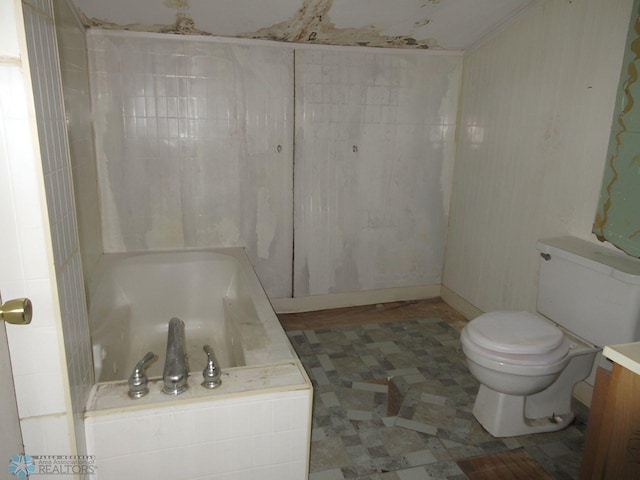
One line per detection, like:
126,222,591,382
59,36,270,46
1,0,45,474
0,296,32,476
0,0,27,470
0,317,24,472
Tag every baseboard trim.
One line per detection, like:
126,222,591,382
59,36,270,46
271,285,442,314
440,286,484,320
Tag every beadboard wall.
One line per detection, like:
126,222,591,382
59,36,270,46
443,0,635,314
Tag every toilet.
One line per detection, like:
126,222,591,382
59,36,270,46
461,236,640,437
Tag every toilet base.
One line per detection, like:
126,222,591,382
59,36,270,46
472,385,574,437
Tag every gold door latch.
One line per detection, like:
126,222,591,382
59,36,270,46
0,296,32,325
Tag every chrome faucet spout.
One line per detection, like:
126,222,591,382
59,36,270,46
162,317,189,395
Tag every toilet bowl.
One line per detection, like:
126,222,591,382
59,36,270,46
461,310,598,437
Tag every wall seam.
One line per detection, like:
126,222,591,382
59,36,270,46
291,48,297,299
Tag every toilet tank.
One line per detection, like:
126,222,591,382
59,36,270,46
536,236,640,347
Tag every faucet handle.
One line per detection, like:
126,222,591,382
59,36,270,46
128,351,156,399
201,344,222,389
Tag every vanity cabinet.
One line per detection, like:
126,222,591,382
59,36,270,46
580,345,640,479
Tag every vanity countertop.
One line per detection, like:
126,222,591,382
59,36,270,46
603,342,640,376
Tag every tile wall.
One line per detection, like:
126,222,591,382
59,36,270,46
54,0,103,279
21,0,93,455
294,49,461,296
85,389,312,479
0,0,73,456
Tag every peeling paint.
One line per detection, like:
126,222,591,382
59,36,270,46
80,0,211,37
71,0,534,51
83,15,212,36
240,0,439,49
212,218,241,245
256,186,277,259
78,0,440,49
162,0,198,34
329,241,361,294
414,18,432,28
163,0,189,8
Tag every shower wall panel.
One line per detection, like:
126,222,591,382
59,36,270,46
293,50,461,296
87,31,294,298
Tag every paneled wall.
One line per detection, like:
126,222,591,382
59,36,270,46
294,50,461,296
87,31,462,299
87,31,294,299
443,0,634,313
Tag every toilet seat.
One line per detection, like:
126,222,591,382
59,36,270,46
463,311,570,366
467,311,564,354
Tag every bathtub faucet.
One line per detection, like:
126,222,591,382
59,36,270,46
128,351,156,399
201,344,222,389
162,317,189,395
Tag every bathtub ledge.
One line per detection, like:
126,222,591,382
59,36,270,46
85,360,310,416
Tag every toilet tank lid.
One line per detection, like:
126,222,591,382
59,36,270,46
466,311,564,355
537,236,640,285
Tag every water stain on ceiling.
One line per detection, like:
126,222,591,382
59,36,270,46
240,0,438,49
70,0,535,51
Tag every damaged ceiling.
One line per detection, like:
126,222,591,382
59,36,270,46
69,0,535,51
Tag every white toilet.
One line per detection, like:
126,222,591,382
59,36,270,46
461,236,640,437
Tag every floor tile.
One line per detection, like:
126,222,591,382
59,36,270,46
286,317,588,479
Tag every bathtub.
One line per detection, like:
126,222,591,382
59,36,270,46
83,248,312,480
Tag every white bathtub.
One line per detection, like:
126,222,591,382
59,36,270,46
88,248,295,382
84,248,312,480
